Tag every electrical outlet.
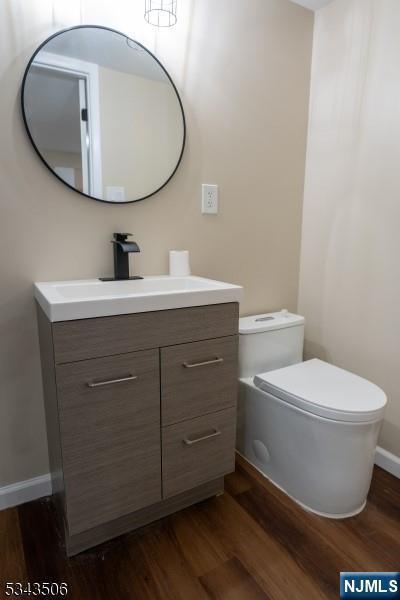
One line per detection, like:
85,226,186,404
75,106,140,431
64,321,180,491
106,186,126,202
201,184,218,214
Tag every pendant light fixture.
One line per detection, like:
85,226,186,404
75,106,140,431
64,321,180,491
144,0,177,27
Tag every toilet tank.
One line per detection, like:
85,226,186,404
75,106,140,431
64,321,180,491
239,311,305,378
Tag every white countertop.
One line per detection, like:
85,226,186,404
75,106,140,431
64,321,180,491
34,276,243,322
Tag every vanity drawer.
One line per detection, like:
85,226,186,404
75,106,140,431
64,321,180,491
161,336,238,425
56,349,161,535
162,408,236,498
52,303,239,364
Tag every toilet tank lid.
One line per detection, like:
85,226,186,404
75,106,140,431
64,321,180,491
239,310,304,334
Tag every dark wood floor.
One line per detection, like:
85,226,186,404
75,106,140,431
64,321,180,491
1,457,399,599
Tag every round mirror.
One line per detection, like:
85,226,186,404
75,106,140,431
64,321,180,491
21,26,186,203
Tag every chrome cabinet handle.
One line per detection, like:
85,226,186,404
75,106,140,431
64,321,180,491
183,428,221,446
182,357,224,369
87,374,138,388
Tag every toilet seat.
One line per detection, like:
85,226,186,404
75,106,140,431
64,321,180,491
253,358,387,423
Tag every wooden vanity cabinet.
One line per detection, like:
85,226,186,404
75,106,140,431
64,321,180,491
37,302,239,555
56,349,161,536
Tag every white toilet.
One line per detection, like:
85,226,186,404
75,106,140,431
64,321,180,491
237,310,387,518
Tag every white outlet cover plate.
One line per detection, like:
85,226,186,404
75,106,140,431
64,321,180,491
202,184,218,214
106,186,126,202
289,0,334,10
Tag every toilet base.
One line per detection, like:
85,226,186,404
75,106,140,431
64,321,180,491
237,451,367,519
237,378,381,517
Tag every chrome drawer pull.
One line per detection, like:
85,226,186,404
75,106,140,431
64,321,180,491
182,357,224,369
183,428,221,446
87,374,138,388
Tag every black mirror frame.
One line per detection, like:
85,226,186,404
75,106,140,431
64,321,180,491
20,24,186,205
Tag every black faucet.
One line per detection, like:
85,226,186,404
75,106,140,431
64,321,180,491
100,233,143,281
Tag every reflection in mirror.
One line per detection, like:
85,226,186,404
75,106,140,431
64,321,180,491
22,26,185,203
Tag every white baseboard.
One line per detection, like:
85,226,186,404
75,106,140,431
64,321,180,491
0,474,52,511
375,446,400,479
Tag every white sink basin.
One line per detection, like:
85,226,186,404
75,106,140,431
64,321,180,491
35,276,243,322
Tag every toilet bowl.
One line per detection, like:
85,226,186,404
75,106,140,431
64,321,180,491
236,311,387,518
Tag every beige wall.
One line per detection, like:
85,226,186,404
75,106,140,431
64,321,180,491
298,0,400,456
100,67,183,199
0,0,313,487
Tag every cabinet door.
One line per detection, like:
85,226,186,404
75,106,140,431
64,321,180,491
162,408,236,498
161,336,238,425
56,349,161,535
